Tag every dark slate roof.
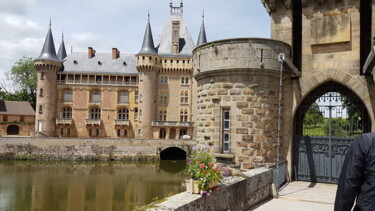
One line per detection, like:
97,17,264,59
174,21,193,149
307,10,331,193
57,35,67,62
62,53,138,75
35,26,60,62
138,20,157,55
197,20,207,46
156,13,195,57
0,101,35,116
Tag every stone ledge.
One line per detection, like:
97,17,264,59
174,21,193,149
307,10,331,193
145,168,273,211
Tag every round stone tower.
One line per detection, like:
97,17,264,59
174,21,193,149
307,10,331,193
34,24,62,136
136,18,161,138
193,38,292,169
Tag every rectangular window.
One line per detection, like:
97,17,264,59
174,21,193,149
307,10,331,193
67,128,71,136
117,129,121,137
159,91,168,104
222,109,230,153
40,88,44,97
181,77,189,85
160,76,168,84
160,129,166,139
60,128,64,136
89,128,92,136
96,129,99,136
39,105,43,114
159,110,167,121
118,91,129,103
124,129,127,137
64,90,73,102
134,108,138,121
135,91,139,104
3,115,7,122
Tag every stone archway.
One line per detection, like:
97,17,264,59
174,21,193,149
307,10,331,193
293,81,371,183
7,125,20,135
160,147,187,160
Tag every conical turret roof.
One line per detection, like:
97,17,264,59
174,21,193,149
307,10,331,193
57,33,67,61
197,14,207,46
138,18,157,55
35,23,60,62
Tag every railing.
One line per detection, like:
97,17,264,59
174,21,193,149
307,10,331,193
85,119,101,125
57,80,138,86
89,101,101,104
114,120,130,126
117,101,130,105
56,119,72,125
152,121,194,127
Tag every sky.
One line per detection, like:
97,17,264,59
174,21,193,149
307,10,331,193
0,0,271,85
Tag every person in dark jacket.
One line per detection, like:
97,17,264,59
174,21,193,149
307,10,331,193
335,133,375,211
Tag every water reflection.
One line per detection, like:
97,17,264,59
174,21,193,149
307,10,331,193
0,161,187,211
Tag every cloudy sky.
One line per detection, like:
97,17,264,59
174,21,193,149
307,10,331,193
0,0,270,83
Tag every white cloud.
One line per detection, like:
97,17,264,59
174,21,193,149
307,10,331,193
0,0,38,15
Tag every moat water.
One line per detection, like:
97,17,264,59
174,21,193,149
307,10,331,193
0,160,187,211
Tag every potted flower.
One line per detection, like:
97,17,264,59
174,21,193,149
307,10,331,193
186,144,223,195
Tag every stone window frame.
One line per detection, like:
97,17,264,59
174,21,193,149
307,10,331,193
39,105,43,114
118,90,130,104
159,109,167,121
63,89,73,103
89,107,101,120
180,108,188,122
222,108,231,153
135,91,139,104
61,107,73,119
117,108,129,120
181,76,189,85
67,128,71,136
90,89,101,103
134,107,138,121
60,128,64,136
160,75,168,84
39,88,44,97
159,90,169,104
180,90,189,104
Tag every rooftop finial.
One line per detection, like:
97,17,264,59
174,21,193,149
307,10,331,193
62,30,64,39
49,17,51,28
148,9,150,22
202,10,205,22
180,0,183,7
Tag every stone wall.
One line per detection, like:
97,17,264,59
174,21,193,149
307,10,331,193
0,137,196,161
193,38,292,169
145,168,273,211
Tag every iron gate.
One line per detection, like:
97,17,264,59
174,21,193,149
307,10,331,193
293,92,370,183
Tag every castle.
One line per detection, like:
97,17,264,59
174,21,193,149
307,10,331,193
35,0,375,181
34,2,204,139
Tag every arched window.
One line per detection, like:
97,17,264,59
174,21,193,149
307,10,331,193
61,107,72,119
89,108,101,120
180,108,188,122
117,108,129,120
7,125,19,135
118,91,129,104
64,89,73,102
91,90,101,103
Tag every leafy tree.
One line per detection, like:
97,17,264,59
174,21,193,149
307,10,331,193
303,103,324,128
0,57,37,109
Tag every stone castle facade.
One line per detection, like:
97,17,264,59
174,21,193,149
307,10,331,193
34,2,204,139
34,0,375,173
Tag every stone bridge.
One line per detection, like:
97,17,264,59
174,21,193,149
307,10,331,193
0,137,198,161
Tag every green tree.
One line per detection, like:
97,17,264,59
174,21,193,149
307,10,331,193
0,57,37,109
303,103,324,128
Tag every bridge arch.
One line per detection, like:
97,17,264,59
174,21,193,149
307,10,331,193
160,147,187,160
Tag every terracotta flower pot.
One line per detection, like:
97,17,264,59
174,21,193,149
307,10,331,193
185,179,219,194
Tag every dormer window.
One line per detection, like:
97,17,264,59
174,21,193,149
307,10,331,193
123,61,127,66
73,60,78,64
98,61,102,65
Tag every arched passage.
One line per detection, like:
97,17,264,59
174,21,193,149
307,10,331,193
160,147,186,160
7,125,20,135
293,81,371,183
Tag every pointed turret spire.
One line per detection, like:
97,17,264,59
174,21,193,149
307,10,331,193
57,32,67,61
35,21,60,62
138,14,157,55
197,11,207,46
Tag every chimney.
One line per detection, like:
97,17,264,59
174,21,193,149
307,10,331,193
88,47,95,59
112,48,120,59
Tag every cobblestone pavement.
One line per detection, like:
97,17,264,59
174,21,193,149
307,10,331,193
250,181,337,211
